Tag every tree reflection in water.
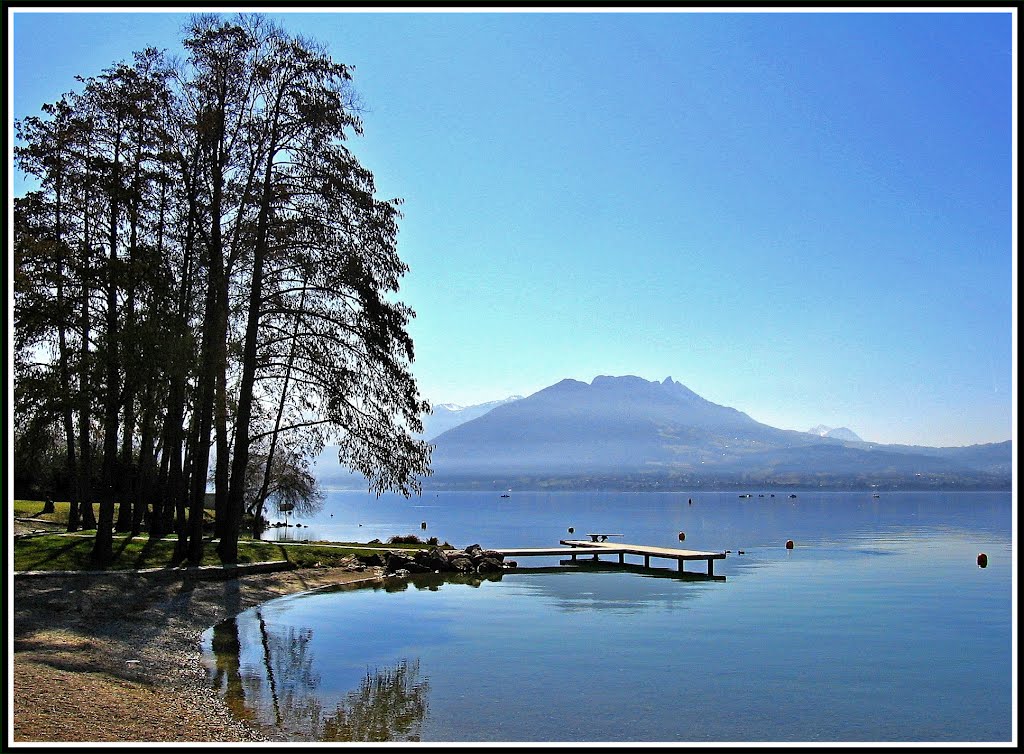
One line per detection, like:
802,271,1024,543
318,658,428,742
208,609,429,742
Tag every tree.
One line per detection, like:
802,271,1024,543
14,12,433,566
218,17,432,562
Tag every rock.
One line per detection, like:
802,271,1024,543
385,552,431,574
414,547,450,571
449,556,476,573
476,557,504,573
357,552,385,568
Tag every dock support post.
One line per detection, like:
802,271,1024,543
644,554,650,568
707,558,714,576
678,559,685,573
571,552,577,561
592,553,599,561
618,553,625,564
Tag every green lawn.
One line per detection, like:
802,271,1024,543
14,498,86,526
14,498,450,572
13,498,215,527
13,533,388,572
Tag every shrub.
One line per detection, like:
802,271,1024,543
386,534,423,545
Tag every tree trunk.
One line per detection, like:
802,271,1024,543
54,171,81,533
222,131,279,564
77,187,96,532
132,390,156,535
92,143,122,566
253,279,308,526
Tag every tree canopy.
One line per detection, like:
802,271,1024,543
13,13,432,565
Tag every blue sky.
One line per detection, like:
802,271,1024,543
9,7,1016,447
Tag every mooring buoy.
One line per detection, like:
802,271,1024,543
977,553,988,568
785,540,794,549
421,521,427,530
678,531,686,542
568,527,574,534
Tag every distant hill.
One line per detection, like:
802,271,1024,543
420,396,523,440
807,425,863,442
311,394,523,489
424,375,1011,490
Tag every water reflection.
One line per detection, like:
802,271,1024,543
207,610,429,742
319,658,428,742
504,565,723,614
380,570,506,592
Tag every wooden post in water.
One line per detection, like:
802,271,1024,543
678,558,685,573
707,558,714,576
619,553,625,564
644,554,650,568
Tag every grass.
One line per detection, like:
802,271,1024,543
13,534,392,572
14,499,83,526
14,499,453,572
13,499,215,527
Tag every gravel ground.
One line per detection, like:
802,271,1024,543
12,564,385,743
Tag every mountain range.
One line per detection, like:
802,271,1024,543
807,425,863,442
421,375,1011,491
418,396,523,440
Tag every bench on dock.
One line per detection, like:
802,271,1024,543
491,540,726,577
561,539,726,576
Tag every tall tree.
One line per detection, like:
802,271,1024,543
15,13,433,566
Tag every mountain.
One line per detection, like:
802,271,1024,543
807,425,863,442
420,396,523,440
310,394,523,489
426,375,1011,490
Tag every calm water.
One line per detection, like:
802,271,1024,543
203,490,1014,743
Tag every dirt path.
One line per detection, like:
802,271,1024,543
12,565,385,742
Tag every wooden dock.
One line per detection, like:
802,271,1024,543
493,539,726,576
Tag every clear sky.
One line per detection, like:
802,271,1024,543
8,6,1016,448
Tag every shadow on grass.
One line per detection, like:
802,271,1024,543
130,537,168,570
20,538,93,571
113,535,134,562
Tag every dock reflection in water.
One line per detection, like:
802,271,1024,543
206,608,429,742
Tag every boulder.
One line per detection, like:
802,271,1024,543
449,556,476,573
414,547,451,571
476,557,504,573
357,552,385,568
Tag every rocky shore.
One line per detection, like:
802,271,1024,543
367,543,514,576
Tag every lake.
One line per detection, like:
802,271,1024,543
202,490,1014,743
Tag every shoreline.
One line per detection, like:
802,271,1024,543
12,565,386,743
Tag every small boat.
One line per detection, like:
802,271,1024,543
789,494,797,498
500,490,511,498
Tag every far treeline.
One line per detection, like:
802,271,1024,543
13,14,433,565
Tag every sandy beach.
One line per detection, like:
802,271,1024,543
12,564,385,743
